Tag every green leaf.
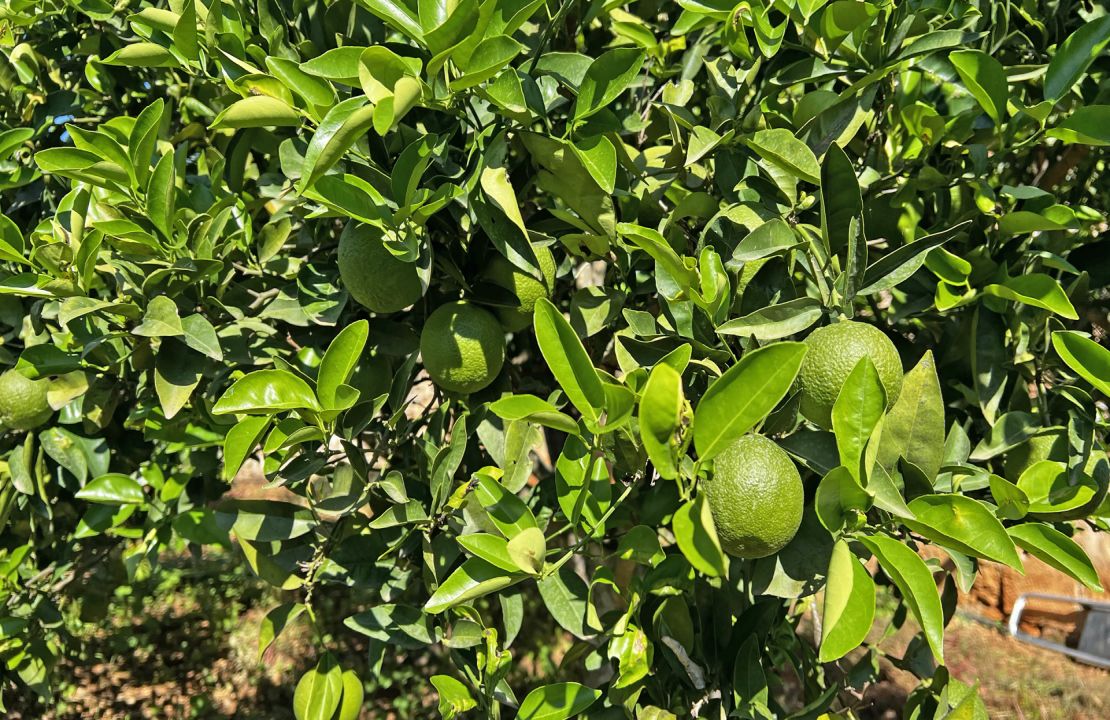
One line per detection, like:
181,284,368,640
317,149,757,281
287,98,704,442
258,603,306,662
968,412,1041,461
534,298,605,427
745,128,821,185
517,682,602,720
300,47,367,84
212,370,321,415
293,653,343,720
181,314,223,361
1052,331,1110,396
832,357,886,480
154,343,201,419
451,35,524,90
337,670,363,720
507,526,546,575
488,394,580,435
950,50,1008,125
872,351,944,482
133,296,183,337
75,473,144,505
971,307,1007,425
715,297,822,341
574,48,645,122
983,274,1079,319
222,416,271,481
297,97,377,192
1047,105,1110,146
318,320,369,409
474,471,538,537
172,0,198,60
858,534,945,663
537,565,593,638
147,151,176,241
431,675,476,719
730,218,802,264
457,533,520,572
266,56,337,107
858,222,970,294
424,558,524,613
819,539,875,662
1016,461,1101,516
639,362,684,480
102,42,178,67
1044,16,1110,101
571,135,617,195
821,141,862,253
693,342,807,461
354,0,424,41
210,96,301,129
987,473,1030,520
815,466,872,532
1008,523,1102,591
672,494,728,577
130,99,164,187
903,495,1023,570
344,604,436,648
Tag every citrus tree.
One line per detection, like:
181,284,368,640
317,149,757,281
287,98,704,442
1,0,1109,717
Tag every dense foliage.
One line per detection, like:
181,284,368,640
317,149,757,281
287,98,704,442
1,0,1109,716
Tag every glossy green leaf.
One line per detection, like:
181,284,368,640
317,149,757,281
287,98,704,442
258,603,306,661
832,357,886,480
903,495,1023,570
858,534,945,663
431,675,476,719
318,320,369,409
1044,16,1110,101
517,682,601,720
537,565,593,638
1047,105,1110,145
672,494,728,577
1008,524,1102,591
424,558,524,614
950,50,1008,125
489,394,580,435
819,539,875,662
872,351,944,482
211,96,301,129
1052,331,1110,396
297,97,377,192
133,295,183,337
534,298,605,426
474,471,538,537
75,473,144,505
693,342,807,461
212,370,321,415
746,128,820,184
293,653,343,720
573,48,645,122
639,362,684,480
815,465,872,532
983,274,1079,320
715,297,822,341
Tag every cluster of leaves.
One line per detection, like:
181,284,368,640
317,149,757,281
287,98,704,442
1,0,1110,717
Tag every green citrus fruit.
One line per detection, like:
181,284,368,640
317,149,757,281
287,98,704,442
338,223,424,313
485,247,556,331
706,434,803,559
419,302,506,393
796,320,903,429
0,369,53,431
